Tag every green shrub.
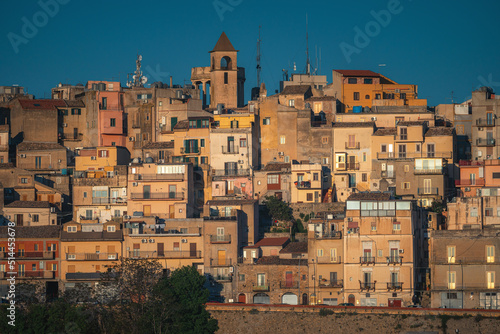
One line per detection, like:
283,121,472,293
319,308,334,317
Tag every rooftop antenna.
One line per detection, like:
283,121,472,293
306,14,310,75
256,25,262,88
127,54,148,88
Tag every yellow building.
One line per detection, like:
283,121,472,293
75,146,130,178
330,70,427,113
60,220,122,290
291,162,327,203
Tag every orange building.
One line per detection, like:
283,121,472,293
456,160,500,197
329,70,427,113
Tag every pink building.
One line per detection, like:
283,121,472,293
87,81,126,147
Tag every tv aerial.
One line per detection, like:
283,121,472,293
127,54,148,88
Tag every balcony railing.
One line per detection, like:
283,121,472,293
386,256,403,265
319,279,344,288
360,256,375,264
280,281,300,289
66,272,103,280
213,274,232,282
133,173,184,181
459,160,484,166
130,192,184,200
2,251,55,259
128,250,201,259
417,188,439,195
476,118,495,127
346,162,360,170
209,235,232,243
210,258,233,267
295,181,311,188
431,256,499,265
476,138,496,146
377,151,452,160
387,282,403,291
315,231,342,239
455,179,485,186
359,281,377,291
211,169,250,177
66,253,118,261
345,142,360,149
180,147,200,154
61,133,83,141
221,145,239,154
381,171,394,178
317,256,342,264
253,283,270,292
17,271,56,279
414,168,444,175
92,197,127,205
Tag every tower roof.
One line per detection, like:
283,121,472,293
210,32,237,53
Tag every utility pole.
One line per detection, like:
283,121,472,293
305,14,310,75
256,25,262,88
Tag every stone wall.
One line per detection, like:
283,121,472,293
208,304,500,334
290,202,345,219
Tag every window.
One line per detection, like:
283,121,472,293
107,225,116,232
173,242,180,251
230,120,239,128
98,150,109,158
34,244,38,251
288,99,295,107
375,94,381,99
448,271,456,289
365,95,370,99
307,193,313,201
486,208,493,216
110,118,116,127
280,135,286,144
257,273,266,286
263,118,270,125
67,226,77,232
363,152,367,162
32,214,39,222
267,174,279,184
21,177,28,184
400,128,407,139
400,93,406,100
322,137,328,144
317,249,323,257
313,173,319,181
364,78,373,84
200,139,205,147
83,192,87,198
404,165,409,172
239,274,245,281
470,207,478,217
416,143,421,153
348,78,357,84
353,92,360,101
493,173,500,179
402,182,410,190
381,144,387,153
487,246,495,263
487,272,495,289
51,264,57,271
322,157,329,164
284,156,290,163
201,156,208,164
239,138,247,148
447,246,456,263
392,221,401,231
224,72,228,84
398,144,406,158
362,173,367,182
371,222,376,231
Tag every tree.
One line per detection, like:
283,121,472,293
263,195,293,223
431,200,445,214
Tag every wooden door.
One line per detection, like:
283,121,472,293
143,205,151,217
285,271,293,287
348,294,355,304
190,243,197,257
238,293,246,303
169,205,175,218
16,214,23,226
218,250,226,266
157,243,164,257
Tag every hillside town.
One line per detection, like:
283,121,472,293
1,32,500,311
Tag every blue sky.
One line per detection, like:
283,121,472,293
1,0,499,106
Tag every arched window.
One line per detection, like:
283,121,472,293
220,56,232,70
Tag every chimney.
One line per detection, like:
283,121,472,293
170,76,173,88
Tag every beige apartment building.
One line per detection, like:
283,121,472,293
291,162,328,204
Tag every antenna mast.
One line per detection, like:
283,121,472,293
256,25,262,87
306,14,310,75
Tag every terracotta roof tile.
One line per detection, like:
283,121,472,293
373,128,397,136
279,242,307,254
255,256,305,265
334,70,380,77
5,200,51,208
142,141,174,149
17,142,66,151
211,32,236,52
19,99,65,110
398,121,426,126
280,85,311,95
254,237,289,247
63,100,85,107
332,122,375,128
306,96,337,101
426,127,454,136
347,192,392,201
262,162,291,172
0,226,61,239
173,120,189,130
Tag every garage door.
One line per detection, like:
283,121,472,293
253,293,270,304
282,293,298,305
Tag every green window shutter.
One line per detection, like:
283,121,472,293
197,119,202,128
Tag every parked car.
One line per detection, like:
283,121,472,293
339,303,355,306
407,304,423,308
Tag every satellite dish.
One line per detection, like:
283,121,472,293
139,55,142,61
141,76,148,84
126,82,131,87
132,75,136,80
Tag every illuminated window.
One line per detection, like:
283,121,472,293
447,246,456,263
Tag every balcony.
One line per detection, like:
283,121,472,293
414,168,444,175
280,281,300,289
253,282,270,292
133,173,184,181
455,179,485,187
381,171,394,178
2,251,55,260
130,192,184,200
417,188,439,195
213,274,232,282
387,282,403,291
13,271,56,279
0,144,8,151
345,142,360,150
210,235,231,243
221,145,239,154
360,256,375,264
459,160,484,167
180,147,200,155
476,138,496,147
212,169,250,177
317,256,342,264
359,281,377,291
210,258,233,267
377,151,452,160
475,118,495,127
128,250,201,259
66,272,103,280
386,256,403,265
61,133,83,141
315,231,342,239
295,181,311,189
92,197,127,205
99,103,122,111
346,162,360,171
66,253,118,261
319,279,343,288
